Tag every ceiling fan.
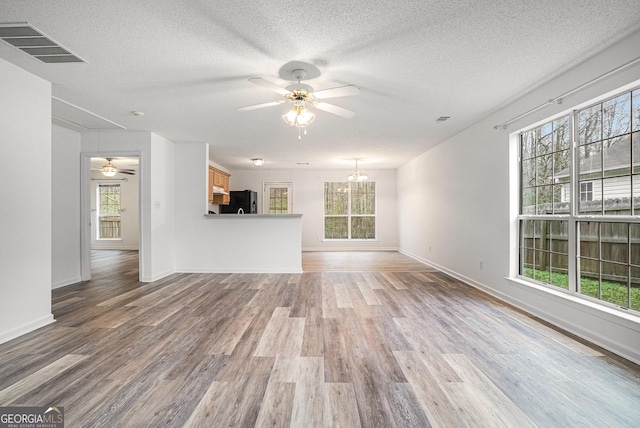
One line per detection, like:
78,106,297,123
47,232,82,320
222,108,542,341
98,158,136,176
236,68,359,138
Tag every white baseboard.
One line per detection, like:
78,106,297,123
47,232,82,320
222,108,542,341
141,269,175,283
302,246,398,252
52,276,82,289
0,314,55,345
91,246,139,250
175,267,303,274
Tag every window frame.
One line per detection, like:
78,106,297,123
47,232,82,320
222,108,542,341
97,182,122,240
580,181,594,202
323,181,377,241
517,85,640,314
263,181,293,214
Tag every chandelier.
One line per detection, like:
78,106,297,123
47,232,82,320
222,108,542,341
101,158,118,177
347,159,368,182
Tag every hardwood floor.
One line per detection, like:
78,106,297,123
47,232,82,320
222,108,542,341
302,251,436,272
1,250,640,427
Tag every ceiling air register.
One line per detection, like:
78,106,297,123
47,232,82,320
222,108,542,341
0,23,85,63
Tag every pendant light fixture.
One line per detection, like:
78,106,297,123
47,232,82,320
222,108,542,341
347,159,368,182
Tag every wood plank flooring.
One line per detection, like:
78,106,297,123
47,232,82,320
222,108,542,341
1,250,640,427
302,251,436,272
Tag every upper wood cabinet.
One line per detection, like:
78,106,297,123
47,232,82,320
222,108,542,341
208,166,230,205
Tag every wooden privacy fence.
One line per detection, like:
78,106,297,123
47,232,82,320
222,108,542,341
522,197,640,285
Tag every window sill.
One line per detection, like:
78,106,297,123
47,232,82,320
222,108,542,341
322,239,379,242
506,276,640,328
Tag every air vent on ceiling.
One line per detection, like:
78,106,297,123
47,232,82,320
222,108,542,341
436,116,450,122
0,23,85,63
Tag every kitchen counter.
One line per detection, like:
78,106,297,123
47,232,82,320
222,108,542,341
204,213,303,218
175,213,303,273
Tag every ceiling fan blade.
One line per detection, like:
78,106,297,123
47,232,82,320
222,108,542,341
236,100,285,112
313,85,360,100
248,77,290,96
119,171,135,175
315,102,356,118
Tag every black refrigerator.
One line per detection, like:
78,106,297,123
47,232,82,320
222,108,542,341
220,190,257,214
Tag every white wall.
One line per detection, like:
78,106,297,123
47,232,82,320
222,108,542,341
397,30,640,364
0,58,54,343
149,133,175,279
81,130,175,282
229,168,398,251
52,124,82,288
90,169,139,250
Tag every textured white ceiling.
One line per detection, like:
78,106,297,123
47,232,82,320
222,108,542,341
2,0,640,169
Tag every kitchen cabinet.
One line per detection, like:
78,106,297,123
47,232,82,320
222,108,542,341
208,166,230,205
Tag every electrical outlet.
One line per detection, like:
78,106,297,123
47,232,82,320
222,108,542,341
429,245,432,252
479,260,484,270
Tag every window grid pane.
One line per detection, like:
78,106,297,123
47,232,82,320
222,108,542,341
577,220,636,310
324,217,348,239
519,219,569,290
98,184,121,239
324,181,375,240
324,182,349,215
269,187,289,214
351,216,375,239
351,182,375,215
519,115,571,215
577,92,638,216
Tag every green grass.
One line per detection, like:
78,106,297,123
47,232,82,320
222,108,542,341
523,268,640,311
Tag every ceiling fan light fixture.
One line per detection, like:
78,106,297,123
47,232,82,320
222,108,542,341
239,66,358,141
297,107,315,126
101,158,118,177
282,101,315,128
101,164,117,177
282,108,299,126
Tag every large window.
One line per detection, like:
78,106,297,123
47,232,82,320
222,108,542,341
518,86,640,312
98,183,121,239
324,181,376,240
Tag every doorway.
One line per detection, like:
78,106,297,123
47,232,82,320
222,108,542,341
81,153,142,282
